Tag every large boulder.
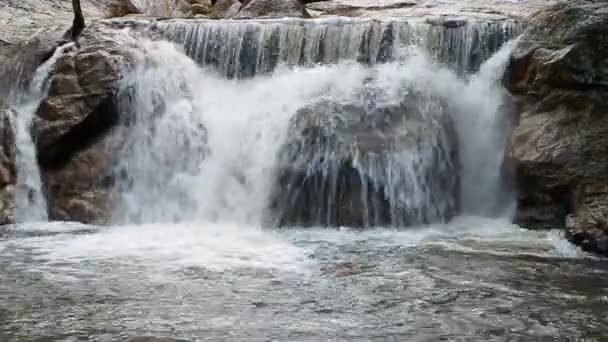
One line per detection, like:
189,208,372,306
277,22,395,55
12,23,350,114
0,1,142,224
505,0,608,255
235,0,311,19
272,86,459,227
32,21,139,223
0,109,16,225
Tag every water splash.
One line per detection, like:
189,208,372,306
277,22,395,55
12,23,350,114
112,40,373,224
112,34,515,226
274,65,459,227
8,43,74,223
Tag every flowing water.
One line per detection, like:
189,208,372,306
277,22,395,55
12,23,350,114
1,18,608,342
1,218,607,341
7,43,74,223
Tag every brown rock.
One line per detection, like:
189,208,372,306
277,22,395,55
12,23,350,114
176,0,193,13
209,0,241,18
188,0,213,6
504,0,608,255
235,0,311,18
0,109,15,225
33,21,139,224
191,4,212,15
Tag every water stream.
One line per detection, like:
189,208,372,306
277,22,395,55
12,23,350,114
8,43,74,223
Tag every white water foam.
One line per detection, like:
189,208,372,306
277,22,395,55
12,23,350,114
390,42,517,217
8,43,74,222
1,222,313,277
113,39,372,224
113,38,516,226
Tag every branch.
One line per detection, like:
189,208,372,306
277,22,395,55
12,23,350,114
71,0,86,41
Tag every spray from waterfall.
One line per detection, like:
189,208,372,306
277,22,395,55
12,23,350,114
112,34,516,226
9,43,74,222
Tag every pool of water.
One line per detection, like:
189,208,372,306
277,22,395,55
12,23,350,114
1,217,607,341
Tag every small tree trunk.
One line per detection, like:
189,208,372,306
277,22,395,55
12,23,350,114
71,0,86,40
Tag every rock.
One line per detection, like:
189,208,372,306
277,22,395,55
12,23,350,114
33,21,139,224
504,0,608,255
224,2,243,18
191,4,212,15
566,184,608,255
0,0,141,109
235,0,311,19
176,0,193,13
0,110,16,225
0,0,139,46
187,0,212,6
0,31,68,107
306,0,554,19
272,85,459,227
209,0,241,18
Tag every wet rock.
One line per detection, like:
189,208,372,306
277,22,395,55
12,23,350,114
176,0,193,14
33,22,139,224
273,85,459,228
504,0,608,255
209,0,242,18
191,4,212,15
235,0,311,19
0,110,15,225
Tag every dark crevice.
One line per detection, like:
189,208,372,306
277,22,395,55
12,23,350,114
37,95,120,171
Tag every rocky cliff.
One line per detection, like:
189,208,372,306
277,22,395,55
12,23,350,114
505,0,608,255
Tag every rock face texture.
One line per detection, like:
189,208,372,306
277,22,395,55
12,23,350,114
0,109,15,224
235,0,311,18
0,0,140,117
0,0,139,45
32,22,137,223
274,89,459,228
306,0,554,19
505,0,608,255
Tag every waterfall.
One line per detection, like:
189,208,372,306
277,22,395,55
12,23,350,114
8,43,74,222
112,18,517,226
153,18,523,77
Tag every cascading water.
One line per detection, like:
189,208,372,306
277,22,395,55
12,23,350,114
154,18,523,77
8,43,74,222
112,18,518,226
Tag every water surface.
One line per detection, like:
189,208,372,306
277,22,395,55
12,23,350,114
1,217,607,341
